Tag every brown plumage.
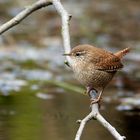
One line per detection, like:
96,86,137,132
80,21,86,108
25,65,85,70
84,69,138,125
64,44,130,103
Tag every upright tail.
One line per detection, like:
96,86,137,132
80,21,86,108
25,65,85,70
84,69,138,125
114,47,130,59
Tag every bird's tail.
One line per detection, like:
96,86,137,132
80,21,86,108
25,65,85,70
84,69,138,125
114,47,130,59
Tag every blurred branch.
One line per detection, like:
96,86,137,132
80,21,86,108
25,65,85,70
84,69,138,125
45,80,85,95
75,90,126,140
0,0,52,34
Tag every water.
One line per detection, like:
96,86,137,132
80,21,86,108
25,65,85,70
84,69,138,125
0,89,140,140
0,0,140,140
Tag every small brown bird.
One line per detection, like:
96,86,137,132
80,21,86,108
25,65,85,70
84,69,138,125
64,44,130,104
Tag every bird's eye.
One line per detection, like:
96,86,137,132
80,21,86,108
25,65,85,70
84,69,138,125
75,52,81,56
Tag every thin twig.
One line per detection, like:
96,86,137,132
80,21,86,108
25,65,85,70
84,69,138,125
0,0,52,34
52,0,72,64
75,90,126,140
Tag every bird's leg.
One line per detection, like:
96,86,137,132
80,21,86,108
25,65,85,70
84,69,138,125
90,90,103,104
86,86,97,97
86,86,103,105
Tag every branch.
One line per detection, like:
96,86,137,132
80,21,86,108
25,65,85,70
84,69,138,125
75,90,126,140
52,0,72,64
0,0,52,34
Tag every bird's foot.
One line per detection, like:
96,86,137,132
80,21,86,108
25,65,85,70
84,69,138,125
90,96,102,108
90,97,100,104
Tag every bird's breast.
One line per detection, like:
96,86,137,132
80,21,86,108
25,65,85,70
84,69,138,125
73,65,115,90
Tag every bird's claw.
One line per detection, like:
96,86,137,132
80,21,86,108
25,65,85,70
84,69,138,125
90,97,101,108
90,98,100,104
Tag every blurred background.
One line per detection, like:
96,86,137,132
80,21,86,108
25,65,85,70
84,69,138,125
0,0,140,140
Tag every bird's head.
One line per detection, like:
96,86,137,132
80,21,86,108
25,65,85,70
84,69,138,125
63,45,93,66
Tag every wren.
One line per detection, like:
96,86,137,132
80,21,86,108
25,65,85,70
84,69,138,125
64,44,130,103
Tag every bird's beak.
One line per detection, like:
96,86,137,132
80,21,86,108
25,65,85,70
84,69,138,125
63,53,71,56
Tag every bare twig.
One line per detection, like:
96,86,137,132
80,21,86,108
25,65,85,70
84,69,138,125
75,90,126,140
0,0,52,34
0,0,126,140
52,0,72,64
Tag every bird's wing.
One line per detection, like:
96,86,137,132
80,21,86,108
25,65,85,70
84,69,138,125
95,56,123,72
86,46,125,72
92,52,123,72
97,47,130,72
